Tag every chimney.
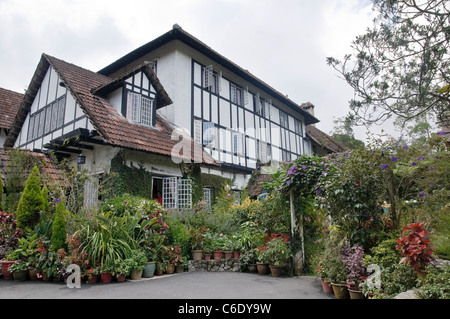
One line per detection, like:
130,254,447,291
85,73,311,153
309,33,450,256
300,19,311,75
301,102,315,126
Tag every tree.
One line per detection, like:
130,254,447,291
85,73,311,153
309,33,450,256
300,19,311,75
15,166,46,233
331,115,365,150
327,0,449,132
51,199,67,251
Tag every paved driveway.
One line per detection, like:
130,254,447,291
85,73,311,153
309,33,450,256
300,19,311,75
0,272,333,299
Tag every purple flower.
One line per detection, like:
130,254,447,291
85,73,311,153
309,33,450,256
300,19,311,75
381,164,389,170
412,162,417,166
275,187,278,191
436,131,446,136
286,180,291,185
417,157,425,161
316,189,322,195
390,156,398,162
419,192,424,198
55,198,61,203
302,165,307,169
403,146,409,150
312,161,317,165
322,172,327,176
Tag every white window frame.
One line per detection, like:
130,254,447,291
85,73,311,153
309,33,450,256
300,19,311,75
162,177,192,209
203,188,212,210
127,91,154,127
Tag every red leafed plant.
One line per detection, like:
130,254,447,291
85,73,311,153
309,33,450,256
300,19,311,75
395,222,435,272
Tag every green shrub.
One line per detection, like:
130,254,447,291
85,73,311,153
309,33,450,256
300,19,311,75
0,179,4,211
50,200,67,251
15,166,46,233
417,265,450,299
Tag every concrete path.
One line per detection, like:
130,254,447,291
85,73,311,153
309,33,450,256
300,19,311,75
0,272,334,299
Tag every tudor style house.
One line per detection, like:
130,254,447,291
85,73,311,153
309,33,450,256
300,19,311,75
3,25,321,209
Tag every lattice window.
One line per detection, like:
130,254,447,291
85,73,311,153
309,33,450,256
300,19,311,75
84,176,99,211
163,177,178,209
295,119,303,136
203,188,212,210
217,71,222,93
280,110,288,129
204,65,213,88
57,96,65,128
33,112,40,139
28,115,35,141
257,140,270,163
243,87,249,106
255,93,262,116
232,132,244,155
38,110,45,137
264,100,271,120
231,84,242,105
44,106,52,134
178,179,192,209
194,119,202,145
141,97,153,127
203,122,217,147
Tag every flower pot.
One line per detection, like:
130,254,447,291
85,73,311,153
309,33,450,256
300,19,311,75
130,269,143,280
204,254,212,260
233,251,241,260
176,265,185,273
320,278,333,294
143,261,156,278
165,264,175,274
213,250,223,260
101,272,113,283
331,283,349,299
270,266,282,277
224,251,233,260
42,270,52,282
12,270,28,281
87,274,98,284
416,269,428,280
116,274,126,282
256,263,269,275
155,269,164,276
28,268,38,281
348,287,366,299
1,261,15,280
248,264,257,273
191,250,203,261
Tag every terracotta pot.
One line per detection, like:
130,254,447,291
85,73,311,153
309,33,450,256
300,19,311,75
248,264,257,273
233,251,241,260
270,266,282,277
28,268,38,281
213,251,223,260
87,274,98,284
42,270,52,281
320,278,333,294
165,264,175,274
130,269,143,280
256,263,269,275
1,261,15,280
204,254,212,260
116,274,126,282
223,251,233,260
191,250,203,261
176,265,185,273
101,272,113,283
331,283,349,299
348,287,366,299
13,270,28,281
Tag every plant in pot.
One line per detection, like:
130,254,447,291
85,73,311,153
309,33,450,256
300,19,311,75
166,245,182,274
143,232,165,278
316,261,333,294
0,211,22,280
264,235,293,277
87,267,99,284
189,226,207,260
126,249,147,280
256,245,270,275
341,242,366,299
113,259,129,282
325,253,349,299
239,248,257,272
396,222,435,280
231,234,242,259
8,260,29,281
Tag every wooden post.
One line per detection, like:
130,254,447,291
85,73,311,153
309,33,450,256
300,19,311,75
289,189,295,276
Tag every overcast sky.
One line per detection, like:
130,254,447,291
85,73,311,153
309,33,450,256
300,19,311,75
0,0,396,141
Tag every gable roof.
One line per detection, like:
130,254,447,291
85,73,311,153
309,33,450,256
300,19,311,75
306,125,347,154
0,87,23,131
5,54,217,165
98,25,320,126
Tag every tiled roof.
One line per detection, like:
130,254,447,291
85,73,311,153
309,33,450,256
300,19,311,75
0,147,67,189
306,125,348,154
99,26,320,126
0,87,23,130
6,54,217,165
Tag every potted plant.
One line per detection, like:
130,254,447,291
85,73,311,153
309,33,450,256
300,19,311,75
263,236,293,277
143,232,164,278
126,249,147,280
325,254,349,299
0,211,22,280
317,261,333,294
99,264,114,283
87,267,99,284
113,259,129,282
396,222,435,280
190,226,207,260
256,245,270,275
231,234,242,259
341,243,366,299
239,248,257,272
9,260,28,281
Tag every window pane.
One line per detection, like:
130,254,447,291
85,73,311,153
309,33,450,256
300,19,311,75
141,96,153,126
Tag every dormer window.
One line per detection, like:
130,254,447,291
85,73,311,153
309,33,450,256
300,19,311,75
126,91,154,127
